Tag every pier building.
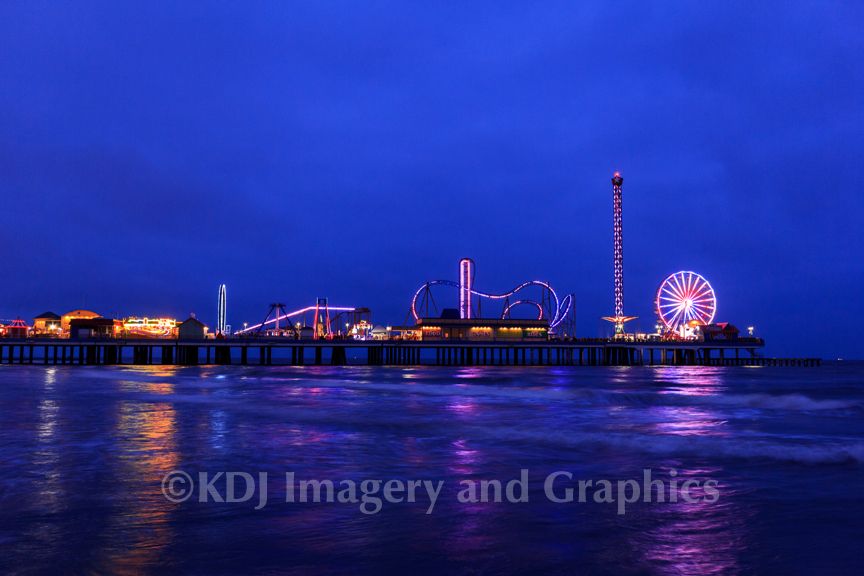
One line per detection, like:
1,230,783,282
61,309,101,332
32,312,61,335
178,316,207,340
415,318,548,341
68,318,116,339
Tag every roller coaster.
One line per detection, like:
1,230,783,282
410,259,574,334
235,300,369,339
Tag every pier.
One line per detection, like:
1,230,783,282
0,338,820,367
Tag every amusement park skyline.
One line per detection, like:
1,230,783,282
1,2,862,359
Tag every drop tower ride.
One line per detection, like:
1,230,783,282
602,172,636,334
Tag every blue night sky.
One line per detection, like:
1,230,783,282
1,2,861,358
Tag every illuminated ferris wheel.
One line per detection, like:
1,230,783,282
655,271,717,331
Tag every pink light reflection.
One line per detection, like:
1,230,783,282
632,468,750,576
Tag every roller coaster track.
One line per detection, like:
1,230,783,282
236,305,356,334
410,280,573,331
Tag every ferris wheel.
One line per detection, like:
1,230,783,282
655,271,717,331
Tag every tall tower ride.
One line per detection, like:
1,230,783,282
217,284,227,335
602,172,636,334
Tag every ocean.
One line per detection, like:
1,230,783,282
1,363,862,574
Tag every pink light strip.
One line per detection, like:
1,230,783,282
237,306,356,333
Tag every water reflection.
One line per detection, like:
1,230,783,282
447,395,478,416
101,382,178,573
444,437,500,562
118,379,175,396
34,369,63,514
631,468,750,576
454,367,489,380
448,438,479,476
649,406,730,438
652,367,727,397
208,408,228,451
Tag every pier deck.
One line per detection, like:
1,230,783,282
0,338,819,367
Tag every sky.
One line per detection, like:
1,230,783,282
0,1,861,358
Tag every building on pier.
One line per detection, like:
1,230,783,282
61,309,101,332
178,316,207,340
5,318,29,339
370,325,389,340
69,318,117,339
387,326,422,341
415,317,548,341
701,322,740,341
32,312,62,336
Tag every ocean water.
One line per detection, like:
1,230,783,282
1,363,862,575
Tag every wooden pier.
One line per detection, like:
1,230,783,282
0,338,820,367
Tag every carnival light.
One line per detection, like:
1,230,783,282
410,279,573,331
501,299,544,320
655,271,717,331
217,284,227,335
235,305,357,334
122,317,178,338
459,258,474,320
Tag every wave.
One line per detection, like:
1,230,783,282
482,427,864,465
699,393,861,411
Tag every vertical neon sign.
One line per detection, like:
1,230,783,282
459,258,474,319
217,284,227,334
